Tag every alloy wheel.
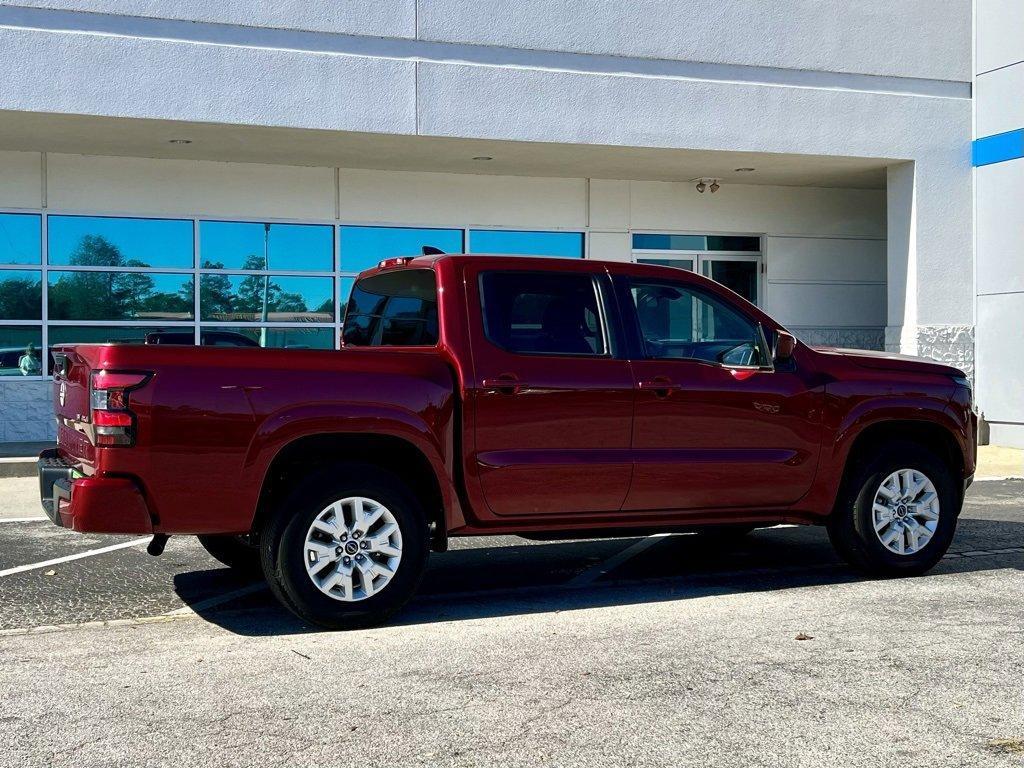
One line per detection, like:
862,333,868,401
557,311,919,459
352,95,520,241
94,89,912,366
871,469,941,555
303,496,403,601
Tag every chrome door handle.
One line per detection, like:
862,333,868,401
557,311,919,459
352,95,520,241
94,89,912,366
638,378,682,397
482,376,524,394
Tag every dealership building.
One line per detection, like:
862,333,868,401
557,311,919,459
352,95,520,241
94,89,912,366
0,1,1020,446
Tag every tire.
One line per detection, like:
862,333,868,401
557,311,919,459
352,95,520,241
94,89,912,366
827,440,959,577
197,534,262,574
260,463,429,630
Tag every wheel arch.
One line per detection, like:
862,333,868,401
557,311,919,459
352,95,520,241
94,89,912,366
834,418,966,516
248,432,451,548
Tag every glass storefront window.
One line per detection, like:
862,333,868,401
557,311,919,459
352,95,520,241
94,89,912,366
0,326,42,376
0,270,43,320
632,233,760,252
339,226,464,274
0,213,42,265
48,271,194,321
202,326,335,349
199,274,333,322
469,229,584,258
48,216,194,269
199,221,333,272
339,277,354,317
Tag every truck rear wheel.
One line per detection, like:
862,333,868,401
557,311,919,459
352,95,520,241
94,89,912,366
827,440,959,577
197,534,262,574
260,464,429,630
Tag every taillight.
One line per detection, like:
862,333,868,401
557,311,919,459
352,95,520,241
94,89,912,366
90,370,151,447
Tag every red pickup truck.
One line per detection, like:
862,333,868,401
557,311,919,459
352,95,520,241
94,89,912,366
39,254,977,629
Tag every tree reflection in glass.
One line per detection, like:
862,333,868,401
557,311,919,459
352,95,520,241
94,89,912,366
47,235,194,321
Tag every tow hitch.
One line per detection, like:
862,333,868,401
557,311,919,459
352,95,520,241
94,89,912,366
146,534,169,556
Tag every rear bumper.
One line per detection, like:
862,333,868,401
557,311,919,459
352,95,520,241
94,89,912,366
37,449,153,534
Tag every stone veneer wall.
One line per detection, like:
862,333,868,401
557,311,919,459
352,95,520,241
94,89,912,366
794,327,885,351
916,325,975,381
0,380,56,443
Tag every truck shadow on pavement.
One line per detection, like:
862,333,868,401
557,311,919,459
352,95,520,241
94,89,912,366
173,515,1024,636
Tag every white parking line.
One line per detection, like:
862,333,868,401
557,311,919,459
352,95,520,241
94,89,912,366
566,533,674,587
0,538,148,578
0,516,48,523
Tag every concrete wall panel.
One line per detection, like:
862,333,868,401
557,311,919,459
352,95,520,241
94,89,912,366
975,65,1024,137
976,0,1024,74
0,27,416,136
629,182,885,239
765,283,886,328
418,0,970,82
766,237,885,283
976,293,1024,426
976,159,1024,297
337,169,588,229
47,154,336,220
0,151,42,208
8,1,416,39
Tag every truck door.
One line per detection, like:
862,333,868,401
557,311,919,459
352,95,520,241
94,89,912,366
465,263,635,517
613,269,821,513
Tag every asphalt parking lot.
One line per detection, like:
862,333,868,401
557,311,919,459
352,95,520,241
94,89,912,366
1,478,1023,767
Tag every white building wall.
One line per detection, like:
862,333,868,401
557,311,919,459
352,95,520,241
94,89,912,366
0,1,974,442
974,0,1024,447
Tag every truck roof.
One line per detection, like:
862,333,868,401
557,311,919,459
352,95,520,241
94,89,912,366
356,252,619,279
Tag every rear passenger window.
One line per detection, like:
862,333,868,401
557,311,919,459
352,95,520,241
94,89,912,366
480,272,606,356
343,269,438,346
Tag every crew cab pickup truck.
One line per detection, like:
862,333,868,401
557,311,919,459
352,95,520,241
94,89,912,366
39,254,977,629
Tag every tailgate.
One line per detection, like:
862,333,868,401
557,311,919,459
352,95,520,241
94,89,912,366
51,347,97,467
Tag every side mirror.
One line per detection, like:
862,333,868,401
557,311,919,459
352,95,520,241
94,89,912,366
774,331,796,362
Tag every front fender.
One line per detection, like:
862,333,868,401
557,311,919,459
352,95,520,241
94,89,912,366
799,391,965,518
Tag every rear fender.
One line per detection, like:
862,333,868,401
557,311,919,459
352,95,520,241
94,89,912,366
243,402,463,529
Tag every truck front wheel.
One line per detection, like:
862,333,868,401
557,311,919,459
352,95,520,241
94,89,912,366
827,441,959,577
260,464,430,630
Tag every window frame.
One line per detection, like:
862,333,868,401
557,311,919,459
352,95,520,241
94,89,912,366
615,273,774,371
631,229,764,308
1,207,592,378
477,269,613,359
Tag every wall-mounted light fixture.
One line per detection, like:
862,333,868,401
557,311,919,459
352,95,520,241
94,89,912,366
693,178,721,193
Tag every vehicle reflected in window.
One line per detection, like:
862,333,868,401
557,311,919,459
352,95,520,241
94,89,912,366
47,325,168,374
200,326,335,349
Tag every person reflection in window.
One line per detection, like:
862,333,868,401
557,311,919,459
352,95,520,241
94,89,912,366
19,343,41,376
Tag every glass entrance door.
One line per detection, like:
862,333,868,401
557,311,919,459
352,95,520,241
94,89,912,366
700,257,759,305
632,233,762,306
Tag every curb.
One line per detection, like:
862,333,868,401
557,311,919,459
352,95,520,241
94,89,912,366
0,458,37,479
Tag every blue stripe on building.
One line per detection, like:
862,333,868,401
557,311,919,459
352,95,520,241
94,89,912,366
972,129,1024,167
